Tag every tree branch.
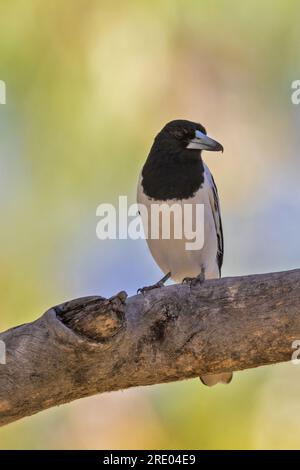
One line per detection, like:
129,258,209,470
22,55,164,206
1,268,300,427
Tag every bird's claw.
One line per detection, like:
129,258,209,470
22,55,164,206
137,272,171,295
137,281,163,295
182,268,205,287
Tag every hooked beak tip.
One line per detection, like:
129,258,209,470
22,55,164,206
210,141,224,153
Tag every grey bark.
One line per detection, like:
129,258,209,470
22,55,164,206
0,268,300,427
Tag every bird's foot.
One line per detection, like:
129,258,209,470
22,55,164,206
137,272,171,295
182,266,205,287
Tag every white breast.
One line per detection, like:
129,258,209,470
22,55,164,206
137,163,220,282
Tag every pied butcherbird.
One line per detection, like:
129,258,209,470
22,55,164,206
137,119,232,386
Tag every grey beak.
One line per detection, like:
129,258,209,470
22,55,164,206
187,129,223,152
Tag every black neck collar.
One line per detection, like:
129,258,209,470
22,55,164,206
141,146,205,201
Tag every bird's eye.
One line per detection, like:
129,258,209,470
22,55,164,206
171,129,184,139
170,128,189,140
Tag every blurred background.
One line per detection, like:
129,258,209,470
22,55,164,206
1,0,300,450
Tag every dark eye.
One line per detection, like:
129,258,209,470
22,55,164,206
173,130,183,139
171,128,189,140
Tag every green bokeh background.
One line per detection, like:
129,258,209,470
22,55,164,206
1,0,300,449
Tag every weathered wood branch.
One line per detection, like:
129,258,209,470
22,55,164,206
1,268,300,427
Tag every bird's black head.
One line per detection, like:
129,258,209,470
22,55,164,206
141,119,223,200
152,119,223,160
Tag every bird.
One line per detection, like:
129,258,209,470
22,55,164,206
137,119,232,386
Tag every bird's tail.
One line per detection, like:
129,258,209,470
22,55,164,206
200,373,233,386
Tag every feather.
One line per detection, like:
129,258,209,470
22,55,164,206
204,163,224,275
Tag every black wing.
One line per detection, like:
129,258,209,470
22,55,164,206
206,168,224,276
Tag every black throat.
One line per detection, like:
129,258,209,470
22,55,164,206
141,144,205,201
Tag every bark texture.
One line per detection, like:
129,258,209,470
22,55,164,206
0,268,299,427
